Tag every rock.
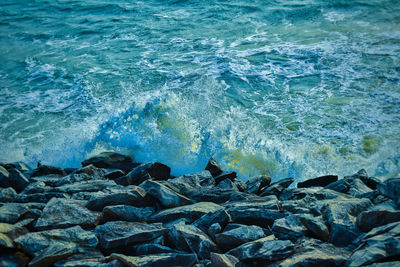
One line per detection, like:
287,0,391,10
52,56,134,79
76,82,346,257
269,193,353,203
133,244,183,256
298,214,330,242
378,177,400,204
105,170,125,180
208,223,222,240
279,187,348,201
0,203,31,224
168,174,201,193
321,197,373,246
29,242,75,267
233,179,247,192
272,215,307,241
101,205,155,222
0,251,30,267
108,253,197,267
94,221,167,251
227,236,295,263
215,224,267,251
0,222,28,249
2,162,30,173
184,187,244,203
205,157,223,177
75,164,106,178
197,170,215,186
246,175,271,195
54,179,118,194
0,187,17,202
259,177,294,197
214,172,237,184
16,192,69,203
82,152,137,171
217,179,238,191
0,167,29,193
30,174,64,186
31,164,67,177
15,226,98,261
193,209,231,234
140,180,193,208
86,187,148,211
210,252,239,267
325,171,373,197
168,221,219,259
0,165,9,182
297,175,338,188
356,202,400,232
116,162,171,186
348,222,400,266
20,181,48,194
149,202,224,224
35,198,100,230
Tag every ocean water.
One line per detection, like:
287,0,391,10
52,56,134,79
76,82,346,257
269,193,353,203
1,0,400,181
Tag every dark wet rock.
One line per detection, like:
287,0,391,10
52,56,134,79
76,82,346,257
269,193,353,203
116,162,171,186
75,164,106,177
35,198,100,230
168,174,201,193
82,152,137,171
326,171,373,197
321,197,372,246
259,177,294,197
246,175,271,195
279,187,350,202
0,222,28,249
193,209,231,234
210,252,239,267
140,180,193,208
205,157,223,177
357,202,400,232
0,167,29,193
0,250,30,267
349,169,381,190
149,202,224,223
297,175,338,188
101,205,155,223
217,178,238,191
298,214,330,242
133,243,184,256
227,235,294,263
30,174,64,187
272,215,307,241
54,179,118,194
108,253,197,267
86,186,148,211
214,172,237,184
281,201,311,215
215,224,267,251
0,165,9,181
54,172,101,187
54,255,120,267
197,170,215,186
0,203,31,223
348,222,400,266
105,169,125,180
21,181,48,194
208,223,222,240
31,164,67,177
378,177,400,204
94,221,167,251
16,192,69,203
0,187,17,202
184,187,242,203
234,179,247,192
168,221,219,259
15,226,98,263
2,162,30,173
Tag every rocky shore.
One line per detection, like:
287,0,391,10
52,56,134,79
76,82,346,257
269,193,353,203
1,152,400,266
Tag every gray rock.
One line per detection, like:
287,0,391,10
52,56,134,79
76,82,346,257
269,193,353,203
133,243,184,256
168,174,201,193
94,221,167,251
0,167,29,193
279,187,349,201
184,187,244,203
233,179,247,192
2,162,30,173
86,186,147,211
272,215,307,241
215,224,266,251
54,179,118,194
82,152,137,171
0,187,17,202
259,177,294,197
227,235,294,263
193,209,231,234
197,170,215,186
0,203,31,224
75,164,106,178
378,177,400,204
298,214,329,242
140,180,193,208
30,174,64,186
297,175,338,188
210,252,239,267
357,202,400,232
348,222,400,266
168,221,219,259
326,171,373,197
208,223,222,240
214,172,237,184
205,157,223,177
105,170,126,180
101,205,155,222
0,222,28,249
35,198,100,230
20,181,48,194
108,253,197,267
29,242,75,267
116,162,171,186
31,164,67,177
246,175,271,195
217,179,238,191
54,172,97,187
16,192,69,203
149,202,224,223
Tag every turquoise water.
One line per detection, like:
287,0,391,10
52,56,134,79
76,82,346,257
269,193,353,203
1,0,400,180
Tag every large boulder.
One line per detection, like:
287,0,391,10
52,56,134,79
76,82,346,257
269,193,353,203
210,252,239,267
101,205,155,223
116,162,171,186
297,175,338,188
298,214,330,242
0,187,17,202
378,177,400,204
108,253,197,267
53,180,118,194
205,157,223,177
356,202,400,232
193,209,231,234
30,164,67,177
82,152,137,171
0,203,31,224
325,171,373,197
259,178,294,197
34,198,100,230
272,215,307,241
246,175,271,195
215,224,267,251
0,167,29,193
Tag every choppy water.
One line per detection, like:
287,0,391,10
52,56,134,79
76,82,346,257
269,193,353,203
1,0,400,180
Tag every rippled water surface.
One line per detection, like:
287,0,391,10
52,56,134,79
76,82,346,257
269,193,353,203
1,0,400,180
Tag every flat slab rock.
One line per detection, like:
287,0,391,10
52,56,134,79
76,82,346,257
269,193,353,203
108,253,197,267
215,224,267,251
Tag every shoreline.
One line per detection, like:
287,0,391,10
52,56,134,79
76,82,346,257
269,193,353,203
1,151,400,266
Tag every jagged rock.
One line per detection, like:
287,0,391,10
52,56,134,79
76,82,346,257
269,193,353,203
82,152,137,171
298,214,330,242
272,215,307,241
357,202,400,232
321,197,373,246
197,170,215,186
184,187,244,203
227,236,294,263
101,205,155,222
21,181,48,194
0,203,31,223
378,177,400,204
348,222,400,266
35,198,100,230
54,172,98,187
205,157,223,177
132,244,183,256
259,177,294,197
55,256,120,267
297,175,338,188
234,179,247,192
168,221,219,259
30,174,64,186
217,179,238,191
326,171,373,197
31,164,67,177
0,251,30,267
108,253,197,267
279,187,349,201
0,167,29,193
94,221,167,251
0,187,17,202
15,226,98,264
210,252,239,267
86,187,148,211
193,209,231,233
214,172,237,184
116,162,171,186
54,180,118,194
0,222,28,249
215,224,267,251
246,175,271,195
16,192,69,203
105,170,125,180
140,180,193,208
2,162,30,173
149,202,224,223
208,223,222,240
168,174,201,193
75,164,106,178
